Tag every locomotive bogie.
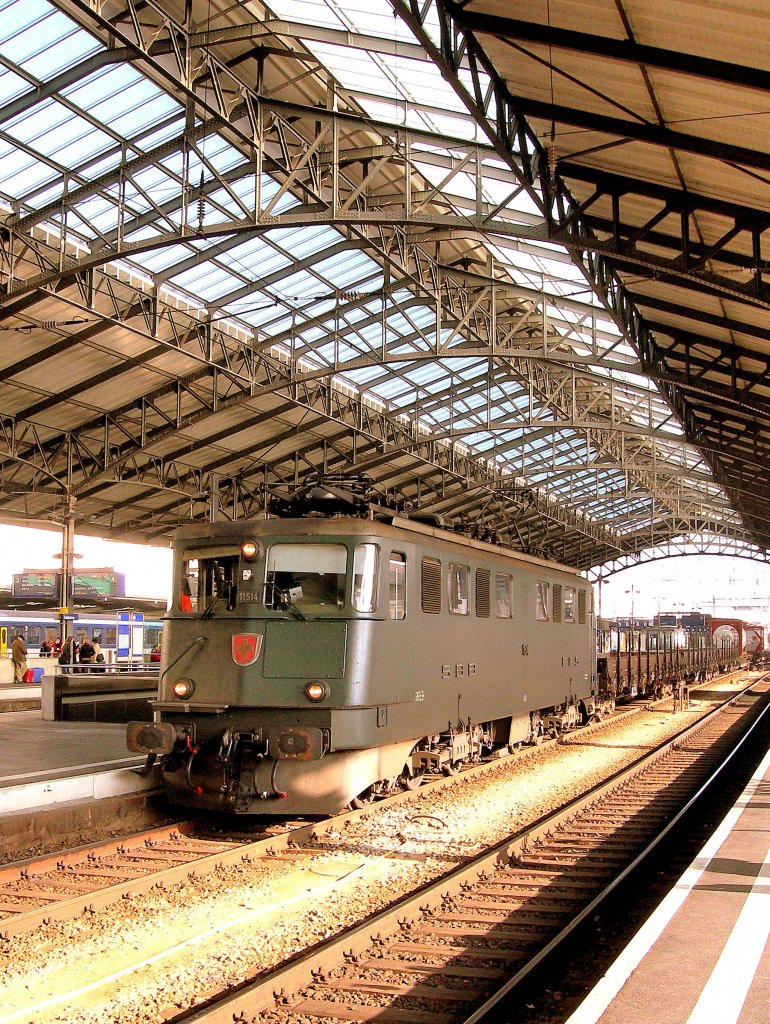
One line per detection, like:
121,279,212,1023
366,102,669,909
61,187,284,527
127,513,598,814
164,738,420,815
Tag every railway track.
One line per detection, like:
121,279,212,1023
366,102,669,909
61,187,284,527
0,699,651,939
176,679,770,1024
0,678,762,1024
0,820,327,939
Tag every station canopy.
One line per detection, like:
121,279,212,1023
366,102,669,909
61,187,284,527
1,0,769,579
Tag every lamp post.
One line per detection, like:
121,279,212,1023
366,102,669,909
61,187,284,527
54,502,80,643
625,584,635,692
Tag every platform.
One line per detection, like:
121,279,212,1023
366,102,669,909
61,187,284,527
0,709,151,816
566,742,770,1024
0,684,41,710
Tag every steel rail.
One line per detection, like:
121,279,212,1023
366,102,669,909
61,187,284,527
171,678,768,1023
0,680,741,941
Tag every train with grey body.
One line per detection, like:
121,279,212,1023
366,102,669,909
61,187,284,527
127,481,603,814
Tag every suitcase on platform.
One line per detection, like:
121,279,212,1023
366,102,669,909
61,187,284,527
23,668,34,683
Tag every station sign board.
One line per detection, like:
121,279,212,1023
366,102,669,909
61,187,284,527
12,568,126,599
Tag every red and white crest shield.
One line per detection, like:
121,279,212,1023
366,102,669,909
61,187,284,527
231,633,262,666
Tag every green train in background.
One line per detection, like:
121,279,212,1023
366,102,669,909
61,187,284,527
128,478,606,814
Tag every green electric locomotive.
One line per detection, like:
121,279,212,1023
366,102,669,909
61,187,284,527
127,482,601,814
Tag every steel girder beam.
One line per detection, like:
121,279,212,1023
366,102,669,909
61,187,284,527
72,409,615,566
0,0,753,561
558,163,770,279
451,11,770,91
0,210,681,478
0,345,624,554
589,536,770,581
0,224,758,548
0,4,765,319
391,0,770,313
392,0,770,553
0,0,761,460
0,258,744,544
442,4,770,173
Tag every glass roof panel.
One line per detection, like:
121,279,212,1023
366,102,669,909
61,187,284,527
0,62,28,105
0,0,733,557
60,66,182,135
0,2,100,77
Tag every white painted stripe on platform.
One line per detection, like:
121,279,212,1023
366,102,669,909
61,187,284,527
1,759,140,783
685,839,770,1024
0,765,156,813
564,745,770,1024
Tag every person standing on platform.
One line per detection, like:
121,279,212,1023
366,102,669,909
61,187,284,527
11,631,27,683
79,636,95,668
58,635,78,670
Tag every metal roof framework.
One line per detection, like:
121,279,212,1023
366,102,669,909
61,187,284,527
0,0,768,577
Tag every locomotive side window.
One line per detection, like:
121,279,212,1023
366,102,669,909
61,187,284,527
353,543,379,612
495,574,513,618
265,543,346,612
536,580,550,621
564,586,576,622
180,549,239,614
475,569,490,618
421,557,442,613
180,559,198,611
448,563,469,615
390,553,406,619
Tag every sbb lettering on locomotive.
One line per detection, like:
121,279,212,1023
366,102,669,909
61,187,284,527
441,663,477,678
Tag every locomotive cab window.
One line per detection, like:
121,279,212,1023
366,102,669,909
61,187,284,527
495,574,513,618
564,586,576,623
389,553,406,620
180,549,240,614
448,563,470,615
536,580,550,622
265,543,346,613
353,543,379,612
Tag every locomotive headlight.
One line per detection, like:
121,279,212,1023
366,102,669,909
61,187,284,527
173,678,195,699
304,681,328,702
240,540,259,561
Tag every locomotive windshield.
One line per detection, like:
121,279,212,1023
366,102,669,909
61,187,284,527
179,549,239,615
265,543,347,613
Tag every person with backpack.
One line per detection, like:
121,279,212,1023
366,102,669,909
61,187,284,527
79,636,95,668
92,638,105,669
58,635,78,670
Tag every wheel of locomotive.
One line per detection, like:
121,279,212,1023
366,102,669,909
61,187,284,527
350,786,376,809
442,760,461,776
399,764,425,791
